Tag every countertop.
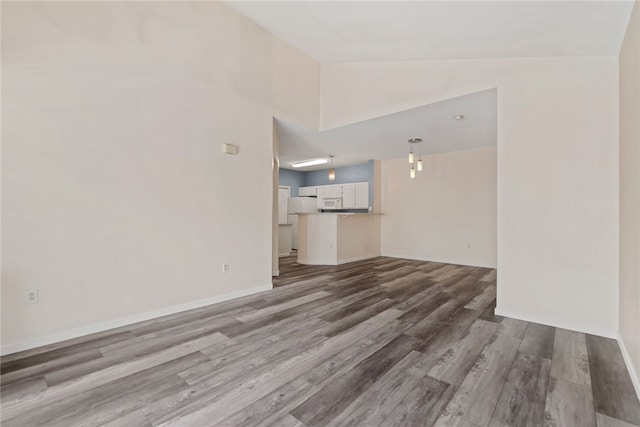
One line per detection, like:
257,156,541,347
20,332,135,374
297,212,384,216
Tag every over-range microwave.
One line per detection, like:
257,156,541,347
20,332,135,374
320,197,343,210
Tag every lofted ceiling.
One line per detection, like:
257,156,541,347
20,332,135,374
235,1,631,168
277,89,496,170
226,1,634,63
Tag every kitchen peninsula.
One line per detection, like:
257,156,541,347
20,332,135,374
297,212,382,265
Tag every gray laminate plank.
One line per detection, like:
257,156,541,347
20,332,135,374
487,352,543,427
2,351,208,427
428,319,499,386
464,285,496,311
1,349,104,386
44,319,237,386
318,297,398,337
145,309,404,426
525,357,551,427
478,300,504,324
382,374,455,427
213,378,319,427
1,333,229,421
0,331,134,374
587,335,640,425
550,328,591,386
495,317,528,339
301,319,410,387
434,329,522,427
290,333,423,427
596,413,640,427
518,322,555,359
326,350,433,426
236,291,332,322
266,414,307,427
479,270,497,282
101,409,152,427
544,376,597,427
0,376,48,404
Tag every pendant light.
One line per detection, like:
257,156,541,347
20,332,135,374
408,138,423,179
328,155,336,181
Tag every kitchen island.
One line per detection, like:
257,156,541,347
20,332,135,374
297,213,382,265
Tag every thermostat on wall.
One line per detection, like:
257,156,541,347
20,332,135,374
222,143,238,155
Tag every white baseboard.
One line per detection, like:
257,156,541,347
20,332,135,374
296,258,335,265
337,254,380,265
617,332,640,401
297,254,379,266
494,307,617,339
381,253,496,269
0,284,273,356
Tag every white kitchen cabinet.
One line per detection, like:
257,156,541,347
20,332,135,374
318,184,341,199
355,182,369,209
299,186,318,197
341,183,356,208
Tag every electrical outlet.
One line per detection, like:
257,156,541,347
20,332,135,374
26,289,39,304
222,262,230,273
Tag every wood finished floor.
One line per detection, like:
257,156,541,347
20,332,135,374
2,255,639,427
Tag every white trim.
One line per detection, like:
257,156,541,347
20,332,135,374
617,332,640,401
337,254,380,265
494,307,617,339
381,253,496,269
0,284,273,356
272,270,280,277
296,258,336,265
297,254,379,266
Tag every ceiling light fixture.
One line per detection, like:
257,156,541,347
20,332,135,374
408,138,423,179
453,114,464,120
328,155,336,181
291,158,328,168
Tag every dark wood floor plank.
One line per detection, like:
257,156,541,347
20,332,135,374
550,328,591,386
478,300,504,324
435,328,522,426
213,378,319,427
326,350,433,426
544,377,597,427
3,351,208,427
290,333,423,426
587,335,640,425
428,319,499,386
382,374,455,427
487,352,544,427
518,322,556,359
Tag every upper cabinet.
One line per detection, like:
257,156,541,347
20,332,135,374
355,182,369,209
299,182,369,210
319,185,342,199
342,184,356,208
299,186,318,197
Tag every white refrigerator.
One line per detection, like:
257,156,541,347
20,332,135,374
287,197,317,250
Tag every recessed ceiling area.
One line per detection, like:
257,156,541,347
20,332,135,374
277,89,497,171
226,1,634,62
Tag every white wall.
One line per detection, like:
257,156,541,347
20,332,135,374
322,56,619,336
1,2,319,353
619,1,640,395
381,146,497,268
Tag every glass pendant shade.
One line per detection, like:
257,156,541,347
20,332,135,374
328,168,336,181
408,151,414,163
417,159,423,171
410,167,416,179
